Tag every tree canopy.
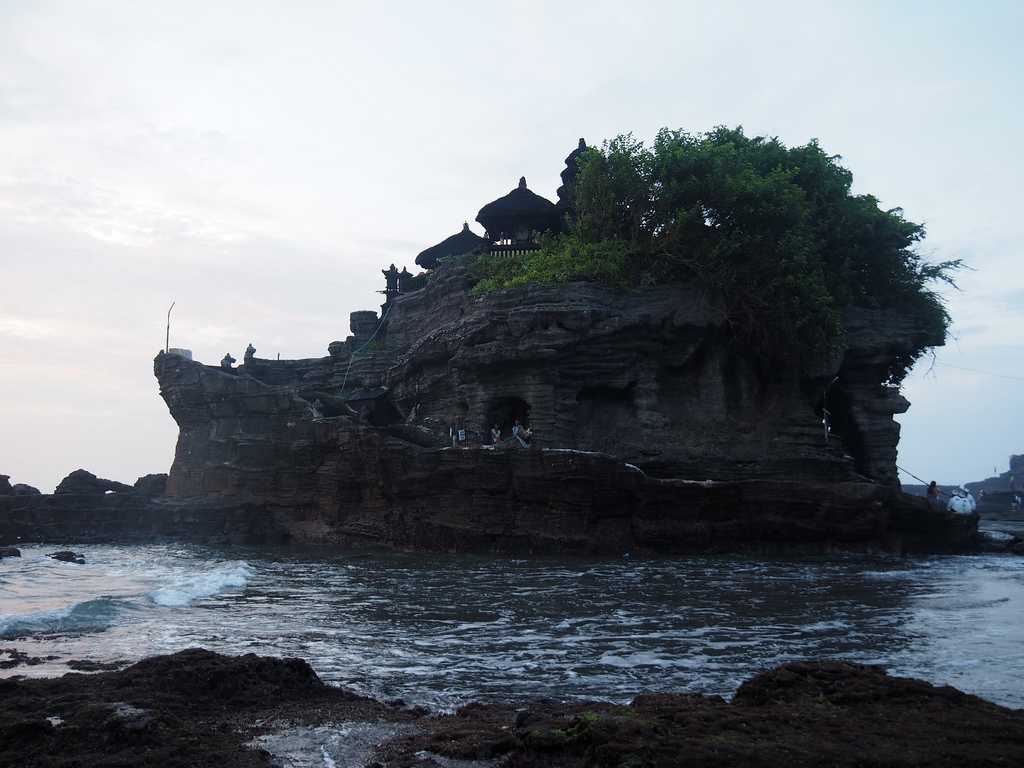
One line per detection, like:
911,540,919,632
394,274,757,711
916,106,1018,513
472,127,959,380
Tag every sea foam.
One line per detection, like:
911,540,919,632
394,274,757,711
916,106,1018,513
149,562,252,607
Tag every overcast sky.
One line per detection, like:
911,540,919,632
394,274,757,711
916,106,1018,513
1,1,1021,492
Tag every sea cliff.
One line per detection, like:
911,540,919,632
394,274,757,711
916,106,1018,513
138,257,972,552
0,258,980,552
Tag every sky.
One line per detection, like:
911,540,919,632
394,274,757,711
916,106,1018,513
1,1,1021,491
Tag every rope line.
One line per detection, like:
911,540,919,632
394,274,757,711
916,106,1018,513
896,464,955,498
339,300,395,400
933,361,1024,383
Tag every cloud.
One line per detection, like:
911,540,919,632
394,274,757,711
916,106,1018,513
0,315,55,340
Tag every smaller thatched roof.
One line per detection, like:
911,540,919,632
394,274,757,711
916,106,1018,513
415,222,486,269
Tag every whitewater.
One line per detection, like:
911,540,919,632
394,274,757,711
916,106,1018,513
2,531,1023,711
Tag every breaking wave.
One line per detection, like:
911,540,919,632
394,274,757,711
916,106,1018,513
148,562,252,607
0,598,124,639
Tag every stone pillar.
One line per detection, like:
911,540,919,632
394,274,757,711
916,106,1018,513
350,311,379,346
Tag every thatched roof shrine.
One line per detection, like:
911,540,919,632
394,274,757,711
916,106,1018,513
415,223,486,269
475,177,558,244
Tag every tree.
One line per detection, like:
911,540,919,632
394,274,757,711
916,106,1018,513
474,126,958,379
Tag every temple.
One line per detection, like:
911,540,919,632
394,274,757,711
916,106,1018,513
475,176,559,253
415,223,485,270
131,136,973,554
398,140,586,289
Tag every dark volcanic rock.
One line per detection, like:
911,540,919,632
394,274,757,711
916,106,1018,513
11,483,41,496
2,650,1022,767
0,649,396,768
382,661,1024,768
133,473,168,497
66,658,126,672
55,469,135,495
48,550,85,564
143,258,968,554
0,492,293,547
0,546,20,558
0,474,11,495
0,648,57,670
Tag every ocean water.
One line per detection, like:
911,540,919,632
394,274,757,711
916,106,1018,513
2,523,1023,711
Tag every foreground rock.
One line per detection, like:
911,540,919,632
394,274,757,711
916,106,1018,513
0,546,20,559
0,649,397,768
47,550,85,564
1,650,1021,767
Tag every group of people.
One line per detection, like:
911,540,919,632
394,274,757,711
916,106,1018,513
926,480,977,515
483,419,532,448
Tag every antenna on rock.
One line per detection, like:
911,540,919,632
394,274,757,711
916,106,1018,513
165,301,175,353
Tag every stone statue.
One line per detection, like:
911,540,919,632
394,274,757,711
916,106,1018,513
382,264,399,294
244,343,256,363
220,353,236,370
398,267,412,294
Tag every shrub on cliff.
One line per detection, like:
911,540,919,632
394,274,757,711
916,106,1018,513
473,127,959,379
471,236,630,294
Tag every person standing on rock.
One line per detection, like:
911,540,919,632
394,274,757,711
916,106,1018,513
491,423,501,445
926,481,940,510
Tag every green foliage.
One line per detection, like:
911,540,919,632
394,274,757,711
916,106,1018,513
471,126,959,377
471,235,630,294
570,127,959,373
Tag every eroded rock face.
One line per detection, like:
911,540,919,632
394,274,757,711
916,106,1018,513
55,469,135,495
145,261,961,553
133,474,168,497
1,476,41,497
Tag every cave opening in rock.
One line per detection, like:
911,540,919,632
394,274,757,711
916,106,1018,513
820,383,868,475
485,396,531,439
573,382,637,451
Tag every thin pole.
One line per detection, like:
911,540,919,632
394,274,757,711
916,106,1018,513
165,301,175,353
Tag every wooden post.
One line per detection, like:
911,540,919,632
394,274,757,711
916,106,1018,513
165,301,175,353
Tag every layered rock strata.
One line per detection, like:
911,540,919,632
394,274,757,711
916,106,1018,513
0,259,969,552
136,258,971,552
